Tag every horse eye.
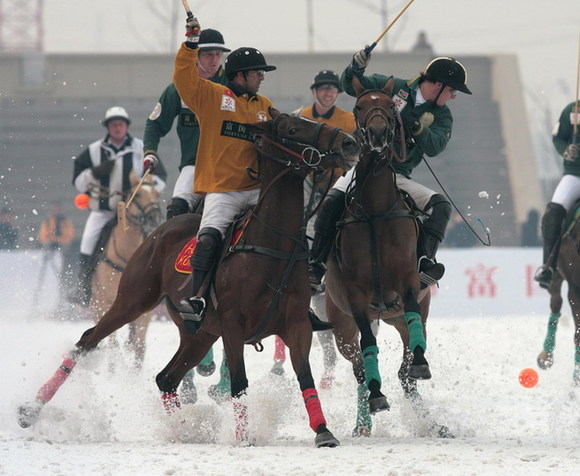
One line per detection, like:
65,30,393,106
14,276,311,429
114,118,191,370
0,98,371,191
289,128,298,135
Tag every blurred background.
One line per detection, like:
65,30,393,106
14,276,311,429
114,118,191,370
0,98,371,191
1,0,579,250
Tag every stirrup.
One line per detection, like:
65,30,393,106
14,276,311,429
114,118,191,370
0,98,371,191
179,296,206,333
418,256,445,288
534,266,553,290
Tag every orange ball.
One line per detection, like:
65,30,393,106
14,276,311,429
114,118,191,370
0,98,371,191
519,368,539,388
74,193,90,209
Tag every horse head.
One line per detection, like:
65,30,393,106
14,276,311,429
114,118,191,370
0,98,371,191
352,75,397,153
124,171,162,236
246,107,359,175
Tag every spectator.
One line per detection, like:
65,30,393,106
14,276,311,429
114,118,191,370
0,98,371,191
520,209,541,247
411,31,434,55
38,200,75,251
0,207,18,250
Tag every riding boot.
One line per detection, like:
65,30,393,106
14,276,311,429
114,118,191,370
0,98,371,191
180,227,222,333
418,195,451,288
166,197,190,220
309,189,346,295
66,253,94,307
534,202,566,289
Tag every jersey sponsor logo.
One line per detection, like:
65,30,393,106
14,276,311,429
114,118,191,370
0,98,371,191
257,111,268,122
149,102,162,120
221,94,236,112
397,89,409,100
393,95,407,113
220,121,255,142
180,113,198,128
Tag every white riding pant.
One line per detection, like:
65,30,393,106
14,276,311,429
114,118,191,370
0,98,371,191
80,209,115,255
333,168,437,211
172,165,196,208
199,189,260,238
551,174,580,211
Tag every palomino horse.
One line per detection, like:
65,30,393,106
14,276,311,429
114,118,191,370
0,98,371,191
324,76,450,437
537,199,580,386
89,172,162,365
18,109,359,447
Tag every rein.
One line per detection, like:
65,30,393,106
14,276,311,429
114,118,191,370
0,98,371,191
232,116,342,344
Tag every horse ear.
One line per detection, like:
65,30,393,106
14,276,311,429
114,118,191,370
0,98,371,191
129,170,138,186
269,107,281,119
352,75,365,96
383,76,394,96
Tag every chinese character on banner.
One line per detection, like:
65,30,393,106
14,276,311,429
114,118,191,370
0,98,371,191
524,265,544,297
465,263,498,297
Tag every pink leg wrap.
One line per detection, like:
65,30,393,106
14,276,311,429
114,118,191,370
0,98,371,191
36,356,77,404
161,393,181,414
233,400,248,441
302,388,326,432
274,336,286,361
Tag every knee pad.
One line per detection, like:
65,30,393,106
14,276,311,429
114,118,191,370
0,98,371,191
314,189,346,235
191,227,222,271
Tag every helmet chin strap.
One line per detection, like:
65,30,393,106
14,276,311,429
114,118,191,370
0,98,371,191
433,83,446,105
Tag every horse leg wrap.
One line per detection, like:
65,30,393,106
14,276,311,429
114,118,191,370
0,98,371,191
233,400,249,441
362,345,382,388
274,335,286,362
356,383,372,430
405,312,426,352
161,392,181,414
35,354,78,404
543,312,561,354
303,388,326,432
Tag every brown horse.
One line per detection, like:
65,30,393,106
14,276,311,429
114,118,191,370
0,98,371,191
89,172,162,365
324,76,450,437
537,200,580,386
18,109,359,447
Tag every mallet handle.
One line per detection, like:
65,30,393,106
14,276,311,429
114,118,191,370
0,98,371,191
181,0,194,19
366,0,417,54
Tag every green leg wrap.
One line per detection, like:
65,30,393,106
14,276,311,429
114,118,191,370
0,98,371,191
199,347,214,367
543,313,561,354
575,346,580,366
356,383,372,430
404,312,426,352
215,352,231,394
573,348,580,384
363,345,381,388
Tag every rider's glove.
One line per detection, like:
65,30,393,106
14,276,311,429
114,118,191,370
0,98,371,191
185,16,201,44
352,47,371,71
143,152,159,173
564,143,579,161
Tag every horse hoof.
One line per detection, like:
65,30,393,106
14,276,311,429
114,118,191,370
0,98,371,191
196,361,216,377
369,396,390,414
351,425,371,438
537,352,554,370
208,384,229,404
431,423,454,439
315,430,340,448
17,402,42,428
270,360,285,376
409,364,431,380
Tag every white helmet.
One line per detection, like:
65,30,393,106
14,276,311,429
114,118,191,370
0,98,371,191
103,106,131,126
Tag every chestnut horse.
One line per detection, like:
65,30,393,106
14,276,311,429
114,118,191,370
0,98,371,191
89,172,162,365
537,199,580,386
324,76,450,437
18,109,359,447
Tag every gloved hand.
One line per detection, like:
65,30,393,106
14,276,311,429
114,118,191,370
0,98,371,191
185,16,201,43
352,46,371,71
564,143,579,160
91,159,115,179
143,152,159,173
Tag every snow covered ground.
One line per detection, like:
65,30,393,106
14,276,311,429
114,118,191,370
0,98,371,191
1,251,580,475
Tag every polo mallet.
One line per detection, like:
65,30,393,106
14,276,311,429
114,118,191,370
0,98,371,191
181,0,193,19
352,0,417,70
118,169,151,232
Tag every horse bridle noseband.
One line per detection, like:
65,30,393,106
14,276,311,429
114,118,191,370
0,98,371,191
257,114,343,170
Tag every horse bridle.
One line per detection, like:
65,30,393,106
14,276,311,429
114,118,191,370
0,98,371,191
354,89,407,163
257,113,344,170
122,190,162,238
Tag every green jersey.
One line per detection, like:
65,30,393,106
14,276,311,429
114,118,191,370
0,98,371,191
341,65,453,178
552,101,580,177
143,67,227,171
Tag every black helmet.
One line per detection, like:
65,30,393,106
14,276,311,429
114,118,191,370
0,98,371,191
425,57,472,95
198,29,230,52
224,47,277,79
311,70,342,92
